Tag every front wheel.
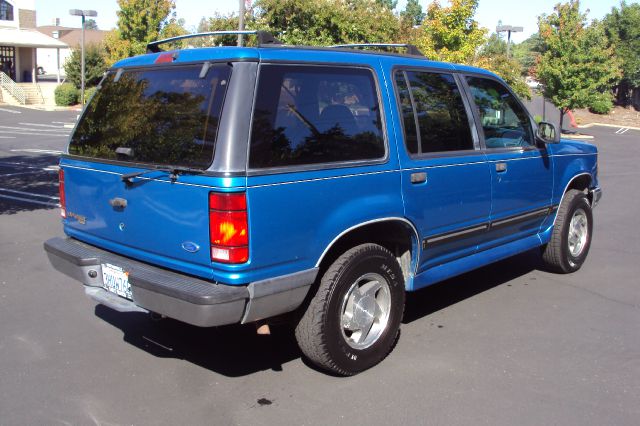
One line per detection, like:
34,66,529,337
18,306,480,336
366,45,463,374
542,189,593,273
295,244,405,376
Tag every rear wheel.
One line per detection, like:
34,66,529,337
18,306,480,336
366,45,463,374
295,243,405,375
542,189,593,273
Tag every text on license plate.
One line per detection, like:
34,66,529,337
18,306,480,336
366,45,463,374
101,263,132,300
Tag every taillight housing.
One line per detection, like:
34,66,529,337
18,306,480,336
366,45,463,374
58,168,66,218
209,192,249,264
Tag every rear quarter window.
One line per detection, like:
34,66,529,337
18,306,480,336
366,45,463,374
249,65,385,169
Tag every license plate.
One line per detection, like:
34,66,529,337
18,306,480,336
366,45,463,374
101,263,132,300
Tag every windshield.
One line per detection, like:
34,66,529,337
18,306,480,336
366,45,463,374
68,64,231,169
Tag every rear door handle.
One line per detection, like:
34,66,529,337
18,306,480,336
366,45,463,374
410,172,427,184
496,162,507,173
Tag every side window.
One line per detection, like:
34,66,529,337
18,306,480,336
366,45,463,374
395,70,474,155
465,77,534,148
249,65,385,169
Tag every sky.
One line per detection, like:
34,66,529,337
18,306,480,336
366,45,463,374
35,0,633,43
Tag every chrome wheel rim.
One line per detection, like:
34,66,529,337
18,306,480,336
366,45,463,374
340,272,391,350
568,208,588,257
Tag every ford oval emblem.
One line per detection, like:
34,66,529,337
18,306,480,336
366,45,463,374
181,241,200,253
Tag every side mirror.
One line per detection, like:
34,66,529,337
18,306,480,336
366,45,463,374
536,121,560,144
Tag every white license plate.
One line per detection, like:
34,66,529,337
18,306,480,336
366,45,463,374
101,263,132,300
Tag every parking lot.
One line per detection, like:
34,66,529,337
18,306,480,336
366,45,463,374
0,105,639,425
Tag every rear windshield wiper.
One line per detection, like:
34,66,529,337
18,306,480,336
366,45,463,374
121,165,205,184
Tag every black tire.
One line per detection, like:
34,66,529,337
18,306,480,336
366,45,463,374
542,189,593,273
295,243,405,376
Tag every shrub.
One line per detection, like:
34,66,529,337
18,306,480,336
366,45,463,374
54,83,79,106
589,94,614,114
83,86,98,104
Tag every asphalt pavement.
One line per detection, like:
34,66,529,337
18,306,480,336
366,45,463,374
0,105,639,425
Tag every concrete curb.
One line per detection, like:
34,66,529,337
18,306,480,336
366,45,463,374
578,123,640,131
0,102,80,112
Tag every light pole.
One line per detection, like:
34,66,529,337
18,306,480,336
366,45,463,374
496,24,523,57
69,9,97,105
238,0,245,46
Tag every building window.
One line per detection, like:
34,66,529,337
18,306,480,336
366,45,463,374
0,0,13,21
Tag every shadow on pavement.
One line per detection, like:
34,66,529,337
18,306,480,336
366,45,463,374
0,154,60,215
93,249,541,377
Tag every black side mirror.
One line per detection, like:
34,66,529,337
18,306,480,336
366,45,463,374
536,121,560,144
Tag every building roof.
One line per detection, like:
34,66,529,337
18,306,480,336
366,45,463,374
37,26,108,48
0,27,67,48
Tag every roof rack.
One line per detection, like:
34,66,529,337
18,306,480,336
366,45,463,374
146,30,281,53
330,43,424,56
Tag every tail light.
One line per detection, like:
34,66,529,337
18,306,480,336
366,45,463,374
58,168,66,218
209,192,249,264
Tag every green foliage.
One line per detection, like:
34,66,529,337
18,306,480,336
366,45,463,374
589,93,614,114
401,0,425,27
376,0,397,9
195,14,242,47
85,19,98,30
603,1,640,105
105,0,176,64
480,33,507,57
54,83,79,106
254,0,400,46
415,0,487,64
84,86,98,104
537,1,621,120
511,33,543,75
63,44,107,89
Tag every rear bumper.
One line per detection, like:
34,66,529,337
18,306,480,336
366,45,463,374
44,237,317,327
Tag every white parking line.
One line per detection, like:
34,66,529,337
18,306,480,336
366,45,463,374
0,193,59,207
10,149,64,154
1,131,69,137
18,122,67,129
615,127,630,134
0,108,20,114
0,136,16,139
0,187,59,201
0,125,69,133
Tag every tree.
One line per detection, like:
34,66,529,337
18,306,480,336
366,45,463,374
85,19,98,30
254,0,400,46
603,1,640,106
511,33,543,76
415,0,487,64
480,32,507,57
537,1,621,126
376,0,397,9
401,0,425,27
104,0,176,64
63,44,107,89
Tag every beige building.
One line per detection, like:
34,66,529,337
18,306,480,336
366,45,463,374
0,0,67,104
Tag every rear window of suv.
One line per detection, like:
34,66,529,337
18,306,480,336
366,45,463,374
249,65,385,169
68,64,231,169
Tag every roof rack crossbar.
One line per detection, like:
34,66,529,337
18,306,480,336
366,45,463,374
330,43,423,56
146,30,281,53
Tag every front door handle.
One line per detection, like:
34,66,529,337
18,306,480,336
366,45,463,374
410,172,427,184
496,162,507,173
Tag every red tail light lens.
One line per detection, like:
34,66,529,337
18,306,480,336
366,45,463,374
58,168,66,218
209,192,249,264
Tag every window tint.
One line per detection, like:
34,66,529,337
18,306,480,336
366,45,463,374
249,65,385,169
395,70,474,155
69,64,231,169
466,77,534,148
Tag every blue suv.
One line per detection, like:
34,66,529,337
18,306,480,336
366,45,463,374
45,31,602,375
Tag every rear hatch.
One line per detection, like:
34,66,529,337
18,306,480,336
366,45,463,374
61,62,238,279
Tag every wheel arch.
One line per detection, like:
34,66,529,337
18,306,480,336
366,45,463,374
315,218,420,290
